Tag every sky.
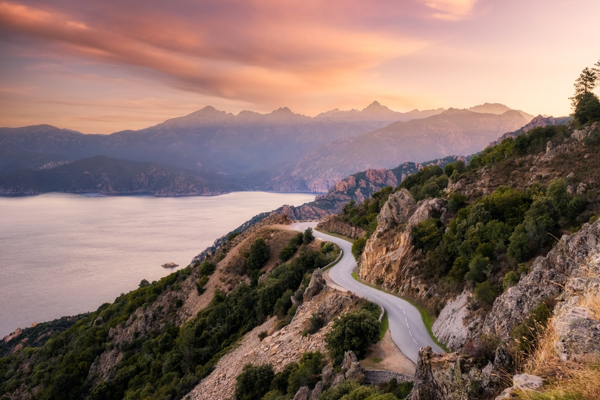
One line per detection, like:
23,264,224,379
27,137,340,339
0,0,599,133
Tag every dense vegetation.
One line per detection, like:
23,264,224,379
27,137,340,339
324,302,381,359
0,237,338,400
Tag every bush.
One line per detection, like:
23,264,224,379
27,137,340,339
325,310,380,359
465,254,490,284
474,281,497,306
351,238,367,261
270,362,298,394
199,261,216,276
379,378,414,399
279,245,296,262
502,271,519,291
412,218,442,251
319,379,361,400
447,193,467,213
248,238,270,272
307,313,325,335
303,228,315,245
287,352,323,395
234,363,274,400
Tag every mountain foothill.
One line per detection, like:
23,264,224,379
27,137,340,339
0,101,539,197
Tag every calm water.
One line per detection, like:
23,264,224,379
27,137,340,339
0,192,314,337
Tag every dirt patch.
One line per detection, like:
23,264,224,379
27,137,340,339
361,329,416,376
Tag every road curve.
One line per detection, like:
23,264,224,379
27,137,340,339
291,221,444,364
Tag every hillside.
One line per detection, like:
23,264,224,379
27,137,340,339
0,156,241,196
288,109,529,192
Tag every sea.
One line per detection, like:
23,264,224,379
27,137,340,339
0,192,314,338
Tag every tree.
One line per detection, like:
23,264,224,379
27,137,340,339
572,63,600,124
248,238,270,272
303,227,315,244
508,224,530,262
351,238,367,261
464,254,490,284
412,218,442,251
234,363,275,400
325,309,380,359
474,281,497,305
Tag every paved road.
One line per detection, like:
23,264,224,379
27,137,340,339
291,222,444,364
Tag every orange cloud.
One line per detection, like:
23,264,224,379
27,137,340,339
0,1,427,106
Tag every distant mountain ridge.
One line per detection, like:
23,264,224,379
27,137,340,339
0,156,239,196
0,102,536,196
284,108,530,192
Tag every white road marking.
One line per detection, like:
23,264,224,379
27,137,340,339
413,338,418,344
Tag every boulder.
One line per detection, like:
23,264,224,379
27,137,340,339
341,350,358,372
310,381,324,400
553,304,600,362
304,269,326,301
513,374,543,390
321,364,334,383
345,362,365,383
293,386,311,400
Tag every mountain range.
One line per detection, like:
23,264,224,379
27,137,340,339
0,102,536,196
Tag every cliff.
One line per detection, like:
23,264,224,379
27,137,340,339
358,189,445,294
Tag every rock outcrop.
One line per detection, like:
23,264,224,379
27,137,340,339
482,219,600,340
406,347,497,400
432,291,482,351
316,215,366,239
359,189,445,293
303,269,326,301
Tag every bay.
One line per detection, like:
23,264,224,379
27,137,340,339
0,192,314,337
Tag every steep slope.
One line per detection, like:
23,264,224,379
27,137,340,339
0,155,241,196
289,109,529,192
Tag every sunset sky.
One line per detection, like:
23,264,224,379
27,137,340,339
0,0,599,133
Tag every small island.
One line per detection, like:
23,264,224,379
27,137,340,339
161,262,179,268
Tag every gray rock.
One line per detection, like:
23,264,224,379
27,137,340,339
513,374,543,390
332,373,346,387
321,364,334,383
482,219,600,340
495,387,515,399
293,386,311,400
554,306,600,362
304,269,326,301
345,362,365,383
342,350,357,372
432,290,481,351
378,189,416,226
310,381,324,400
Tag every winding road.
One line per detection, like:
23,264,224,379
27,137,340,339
291,221,444,364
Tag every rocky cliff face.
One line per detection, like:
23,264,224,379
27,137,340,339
316,215,366,239
482,219,600,340
432,291,482,352
358,189,445,293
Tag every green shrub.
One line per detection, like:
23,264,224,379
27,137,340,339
307,313,325,335
319,379,361,400
270,362,298,394
279,245,296,262
248,238,270,272
351,238,367,261
412,218,442,251
474,281,497,306
325,310,380,359
287,352,323,395
303,228,315,245
447,193,467,213
199,261,216,276
465,254,490,284
234,363,274,400
502,271,519,291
